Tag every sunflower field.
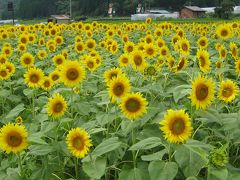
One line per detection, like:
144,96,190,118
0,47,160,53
0,18,240,180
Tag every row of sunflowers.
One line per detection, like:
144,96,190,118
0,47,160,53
0,18,240,179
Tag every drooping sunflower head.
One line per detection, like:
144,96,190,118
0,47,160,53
160,109,193,144
219,47,227,59
47,93,67,118
66,127,92,158
20,52,35,68
197,49,211,73
190,75,215,110
218,79,238,103
108,75,131,101
210,148,228,167
61,60,85,87
0,123,28,154
24,67,44,88
120,92,148,120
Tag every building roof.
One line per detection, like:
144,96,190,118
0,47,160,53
50,15,70,20
184,6,205,12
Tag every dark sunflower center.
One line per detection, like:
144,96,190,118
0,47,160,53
52,74,59,81
127,46,133,53
222,87,233,98
21,38,27,43
146,48,154,55
56,58,63,65
182,43,188,51
122,57,128,63
66,68,79,80
77,45,83,51
147,67,156,75
53,102,63,113
177,59,185,70
30,74,39,83
146,38,152,43
199,56,206,67
221,50,226,57
196,83,209,101
113,83,124,96
161,49,167,56
125,98,140,112
24,57,31,64
44,81,50,87
170,118,185,135
72,136,84,150
87,42,94,49
5,49,10,54
134,55,143,66
200,40,206,46
7,132,22,147
87,62,94,68
221,29,228,37
0,70,7,77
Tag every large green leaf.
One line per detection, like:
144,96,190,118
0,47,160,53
91,137,122,157
5,103,25,120
29,144,55,156
119,167,143,180
129,137,162,151
148,160,178,180
141,149,167,161
83,157,106,179
207,166,228,180
175,145,208,177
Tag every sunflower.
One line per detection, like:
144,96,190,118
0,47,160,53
124,41,135,54
175,56,188,72
54,35,64,46
2,46,12,57
17,43,27,53
5,61,15,76
61,61,85,87
0,54,7,64
38,37,45,46
0,123,28,154
66,127,92,158
156,38,165,49
218,79,238,103
216,60,222,69
120,92,148,120
47,93,67,118
84,57,97,72
160,46,169,57
145,34,154,44
104,67,123,84
131,50,147,71
119,54,130,67
197,36,208,49
179,38,190,55
144,43,157,58
37,50,47,60
85,39,96,50
229,42,238,59
160,109,192,144
15,116,23,125
190,75,215,110
19,34,29,44
52,54,66,66
197,49,211,73
216,24,232,40
145,17,152,24
219,47,227,59
108,75,131,101
24,67,44,88
75,42,85,53
20,52,35,68
0,64,10,80
49,70,61,84
41,76,53,91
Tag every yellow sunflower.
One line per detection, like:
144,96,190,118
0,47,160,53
66,127,92,158
47,93,67,118
175,56,188,72
104,67,123,84
190,75,215,110
20,52,35,68
37,50,47,60
120,92,148,120
229,42,238,59
52,54,66,66
131,50,147,71
119,53,130,67
235,59,240,75
49,70,61,84
144,43,157,58
0,123,28,154
179,38,190,55
197,49,211,73
124,41,135,54
0,64,10,80
75,42,85,53
0,54,7,64
216,24,232,40
24,67,44,88
160,109,193,144
108,75,131,101
197,36,208,49
85,39,96,50
17,43,27,53
5,61,15,76
61,61,85,87
41,76,53,91
2,46,12,57
218,79,238,103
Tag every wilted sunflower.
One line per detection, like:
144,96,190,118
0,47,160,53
61,61,85,87
20,52,35,68
108,75,131,101
24,67,44,88
190,75,215,110
197,49,211,73
160,109,193,144
47,93,67,118
66,127,92,158
218,79,238,103
0,123,28,154
120,92,148,120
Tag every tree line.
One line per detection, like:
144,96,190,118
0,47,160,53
0,0,239,19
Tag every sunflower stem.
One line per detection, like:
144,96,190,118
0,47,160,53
32,90,35,121
18,153,23,179
131,129,136,168
75,157,79,180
